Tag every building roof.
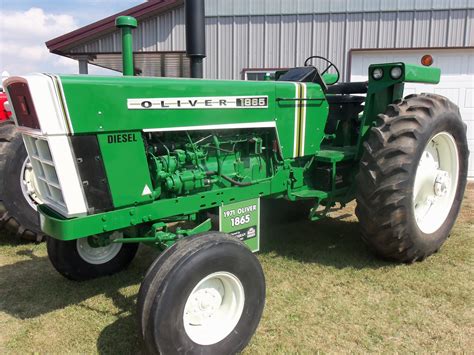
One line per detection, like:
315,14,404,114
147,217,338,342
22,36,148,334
46,0,182,54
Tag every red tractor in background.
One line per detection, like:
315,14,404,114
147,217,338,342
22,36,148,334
0,79,44,241
0,91,12,121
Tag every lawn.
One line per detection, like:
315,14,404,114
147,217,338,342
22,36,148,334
0,185,472,353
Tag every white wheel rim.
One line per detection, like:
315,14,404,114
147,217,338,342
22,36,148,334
183,271,245,346
76,233,123,265
20,157,42,210
413,132,459,234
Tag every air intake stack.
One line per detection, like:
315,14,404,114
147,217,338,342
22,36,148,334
115,16,138,76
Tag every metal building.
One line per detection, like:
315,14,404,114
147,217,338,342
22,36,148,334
46,0,473,79
46,0,474,176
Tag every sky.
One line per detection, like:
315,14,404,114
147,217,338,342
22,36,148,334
0,0,143,77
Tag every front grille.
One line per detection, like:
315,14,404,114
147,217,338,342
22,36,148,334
22,135,66,211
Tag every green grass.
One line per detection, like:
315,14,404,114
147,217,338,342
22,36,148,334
0,186,473,353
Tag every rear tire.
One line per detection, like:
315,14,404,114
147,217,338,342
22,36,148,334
0,121,43,241
139,232,265,354
47,234,138,281
356,93,468,262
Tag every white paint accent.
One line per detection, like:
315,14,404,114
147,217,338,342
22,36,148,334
350,48,474,177
5,74,87,217
4,74,71,136
128,95,268,110
22,134,88,218
143,121,276,132
183,271,245,346
19,157,41,210
76,233,123,265
142,184,152,196
413,132,459,234
55,75,75,134
293,83,299,158
300,83,307,156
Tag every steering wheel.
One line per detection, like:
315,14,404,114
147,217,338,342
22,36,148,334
304,55,340,84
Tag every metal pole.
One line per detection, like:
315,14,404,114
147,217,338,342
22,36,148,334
185,0,206,78
78,58,89,74
115,16,138,76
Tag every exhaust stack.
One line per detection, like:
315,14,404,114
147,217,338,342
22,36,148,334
185,0,206,78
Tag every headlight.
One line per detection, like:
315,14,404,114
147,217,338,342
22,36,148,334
390,66,403,79
372,68,383,80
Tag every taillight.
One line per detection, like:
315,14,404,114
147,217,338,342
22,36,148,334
6,81,40,129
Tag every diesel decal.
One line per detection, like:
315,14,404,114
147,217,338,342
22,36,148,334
127,96,268,110
107,133,138,144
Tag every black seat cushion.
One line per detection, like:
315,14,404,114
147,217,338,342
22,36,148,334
326,81,368,95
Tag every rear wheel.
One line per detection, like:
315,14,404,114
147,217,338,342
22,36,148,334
0,121,43,241
47,233,138,281
139,232,265,354
356,93,468,262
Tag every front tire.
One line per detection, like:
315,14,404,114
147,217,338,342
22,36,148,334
0,121,43,241
47,234,138,281
139,232,265,354
356,93,468,262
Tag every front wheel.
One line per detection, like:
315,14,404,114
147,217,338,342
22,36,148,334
139,232,265,354
47,233,138,281
0,121,44,241
356,93,469,262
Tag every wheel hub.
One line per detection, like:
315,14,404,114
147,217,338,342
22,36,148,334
183,271,245,346
434,170,449,197
185,281,224,325
20,158,42,210
76,232,123,265
413,132,459,234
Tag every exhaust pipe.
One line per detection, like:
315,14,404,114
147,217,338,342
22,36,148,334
185,0,206,78
115,16,138,76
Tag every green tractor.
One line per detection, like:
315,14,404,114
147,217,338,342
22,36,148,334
4,13,468,354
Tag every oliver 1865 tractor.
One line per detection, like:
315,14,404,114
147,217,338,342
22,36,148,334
4,12,469,353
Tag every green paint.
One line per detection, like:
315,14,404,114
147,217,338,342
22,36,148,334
59,75,328,159
27,60,446,250
302,84,328,156
115,16,137,76
404,64,441,84
38,171,277,240
97,132,154,208
322,73,338,85
219,198,260,252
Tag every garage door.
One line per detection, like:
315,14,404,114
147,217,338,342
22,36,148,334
350,48,474,178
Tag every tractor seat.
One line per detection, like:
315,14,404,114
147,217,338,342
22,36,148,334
326,81,368,95
325,94,365,135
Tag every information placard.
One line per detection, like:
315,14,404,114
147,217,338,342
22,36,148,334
219,198,260,252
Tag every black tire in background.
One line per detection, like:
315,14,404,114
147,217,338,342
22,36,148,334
139,232,266,355
356,93,468,263
47,236,139,281
0,120,43,241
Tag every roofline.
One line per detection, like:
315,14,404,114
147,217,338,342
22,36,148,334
46,0,182,54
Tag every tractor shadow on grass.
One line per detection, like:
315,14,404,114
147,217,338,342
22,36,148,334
0,244,159,321
0,208,395,354
259,214,395,270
